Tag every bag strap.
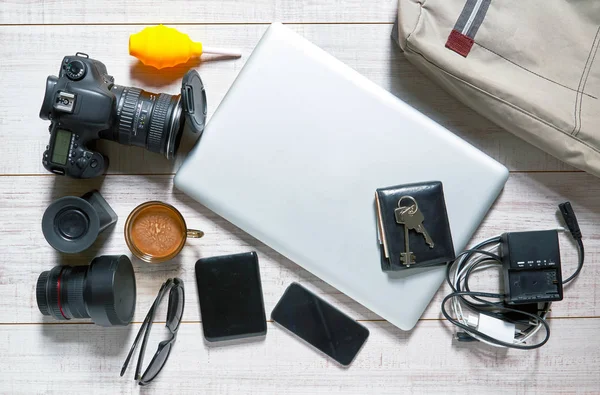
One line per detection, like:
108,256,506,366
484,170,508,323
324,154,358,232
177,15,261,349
445,0,492,57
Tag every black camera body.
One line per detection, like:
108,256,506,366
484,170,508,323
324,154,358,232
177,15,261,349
40,53,207,178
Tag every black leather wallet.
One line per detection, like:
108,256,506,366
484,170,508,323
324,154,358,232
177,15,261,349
375,181,455,271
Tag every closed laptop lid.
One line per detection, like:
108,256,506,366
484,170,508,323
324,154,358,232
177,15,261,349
175,23,508,330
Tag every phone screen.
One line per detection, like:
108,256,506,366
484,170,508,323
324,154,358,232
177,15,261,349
271,283,369,366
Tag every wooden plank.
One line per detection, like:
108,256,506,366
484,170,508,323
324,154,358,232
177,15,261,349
0,24,574,175
0,0,398,25
1,172,598,324
1,319,599,394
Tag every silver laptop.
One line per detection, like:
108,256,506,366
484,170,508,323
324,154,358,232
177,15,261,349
175,23,508,330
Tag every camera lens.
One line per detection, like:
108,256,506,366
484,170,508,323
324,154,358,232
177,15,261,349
112,86,184,160
36,255,136,327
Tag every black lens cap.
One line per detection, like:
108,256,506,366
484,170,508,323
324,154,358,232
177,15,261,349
86,255,136,327
181,70,207,134
42,196,100,253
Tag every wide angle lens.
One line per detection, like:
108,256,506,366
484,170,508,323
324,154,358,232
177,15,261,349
36,255,136,327
112,85,185,160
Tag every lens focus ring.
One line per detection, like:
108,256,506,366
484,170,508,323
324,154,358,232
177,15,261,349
117,87,141,144
148,93,172,154
66,269,88,319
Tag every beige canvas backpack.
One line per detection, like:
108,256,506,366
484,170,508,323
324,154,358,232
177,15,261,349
394,0,600,176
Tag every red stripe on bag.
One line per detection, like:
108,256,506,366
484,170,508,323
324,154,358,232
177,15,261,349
445,29,474,57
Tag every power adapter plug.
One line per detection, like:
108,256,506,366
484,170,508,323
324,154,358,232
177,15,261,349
501,230,563,305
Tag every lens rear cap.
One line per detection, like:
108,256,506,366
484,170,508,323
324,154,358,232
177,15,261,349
181,70,207,134
42,196,100,253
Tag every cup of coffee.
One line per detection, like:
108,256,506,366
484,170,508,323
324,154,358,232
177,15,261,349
125,201,203,263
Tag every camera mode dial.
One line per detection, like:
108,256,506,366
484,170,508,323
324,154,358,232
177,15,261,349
65,60,86,81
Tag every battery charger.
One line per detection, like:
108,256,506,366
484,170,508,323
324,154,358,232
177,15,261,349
501,230,563,305
442,202,584,349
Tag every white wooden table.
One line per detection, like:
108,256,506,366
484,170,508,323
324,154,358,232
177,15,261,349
1,2,599,394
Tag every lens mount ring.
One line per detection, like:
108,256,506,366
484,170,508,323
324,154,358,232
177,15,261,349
35,271,51,316
36,266,69,320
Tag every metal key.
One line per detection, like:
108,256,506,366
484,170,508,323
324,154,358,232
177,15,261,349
401,199,435,248
394,197,416,266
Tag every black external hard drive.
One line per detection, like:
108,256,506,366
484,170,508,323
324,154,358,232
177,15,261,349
195,252,267,342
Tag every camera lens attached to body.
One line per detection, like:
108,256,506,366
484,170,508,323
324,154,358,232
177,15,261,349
112,69,206,160
42,190,118,253
36,255,136,326
39,53,207,178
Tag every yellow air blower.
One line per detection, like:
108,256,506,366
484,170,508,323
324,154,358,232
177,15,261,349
129,25,241,69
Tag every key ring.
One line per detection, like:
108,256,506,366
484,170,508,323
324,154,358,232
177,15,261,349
397,196,418,215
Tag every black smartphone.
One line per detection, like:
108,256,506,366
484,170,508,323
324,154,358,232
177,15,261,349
271,283,369,366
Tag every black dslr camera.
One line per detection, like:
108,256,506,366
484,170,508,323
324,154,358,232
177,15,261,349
39,53,207,178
